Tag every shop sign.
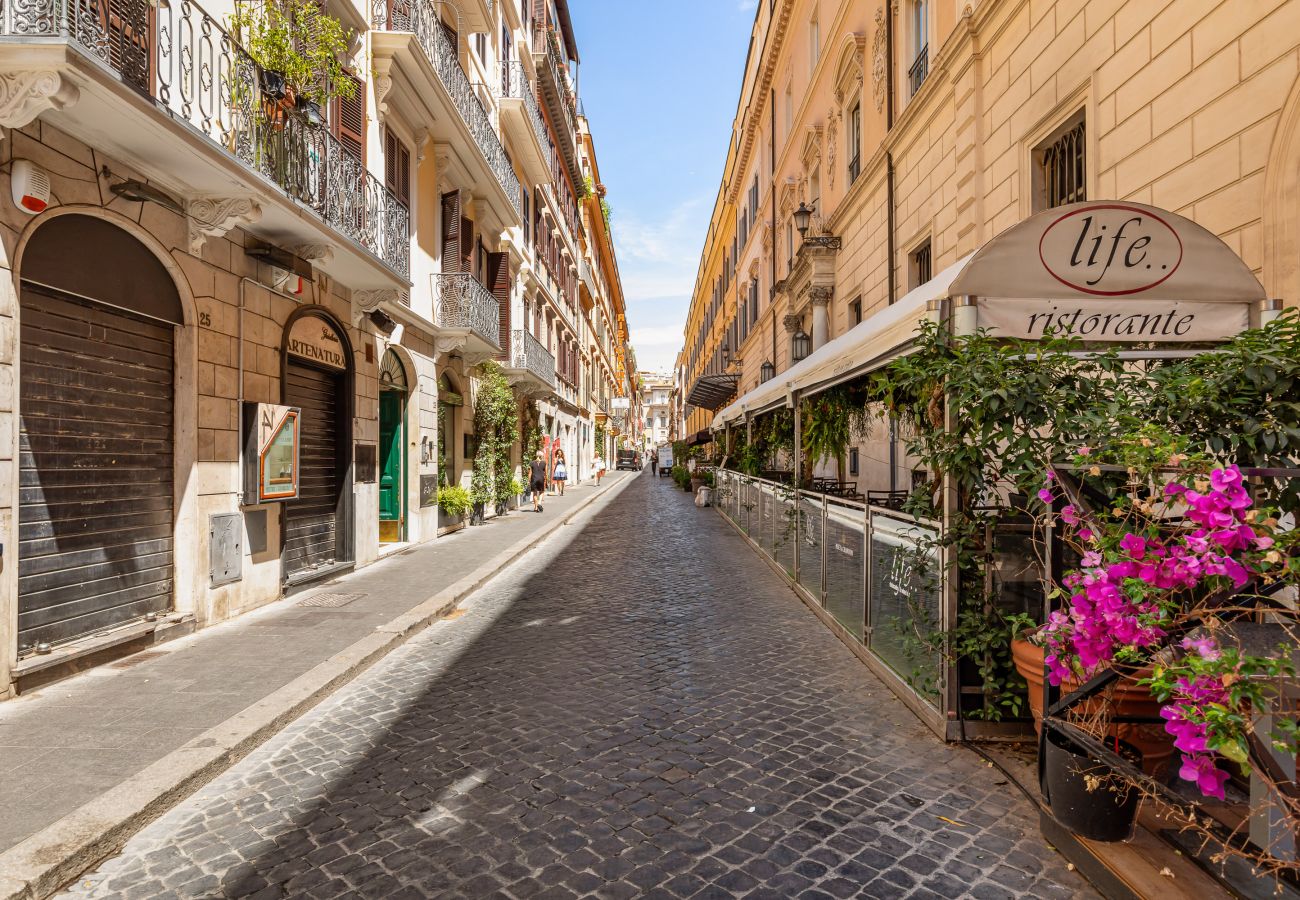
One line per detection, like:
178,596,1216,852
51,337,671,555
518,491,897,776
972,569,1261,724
1038,205,1183,296
287,316,347,370
977,298,1250,342
242,402,300,503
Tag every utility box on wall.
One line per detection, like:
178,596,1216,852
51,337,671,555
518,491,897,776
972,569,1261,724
243,402,301,505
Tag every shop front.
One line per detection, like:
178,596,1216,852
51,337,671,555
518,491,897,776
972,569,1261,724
16,214,187,653
378,349,408,544
281,309,354,585
711,200,1273,740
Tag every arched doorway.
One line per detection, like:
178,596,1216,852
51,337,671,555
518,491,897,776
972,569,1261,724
438,372,462,486
18,214,184,651
378,349,407,543
282,309,354,583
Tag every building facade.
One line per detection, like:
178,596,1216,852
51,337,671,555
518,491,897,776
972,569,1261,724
0,0,632,695
638,372,673,450
677,0,1300,474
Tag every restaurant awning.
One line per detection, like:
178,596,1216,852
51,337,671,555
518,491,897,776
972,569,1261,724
686,373,738,411
713,200,1267,431
685,428,713,447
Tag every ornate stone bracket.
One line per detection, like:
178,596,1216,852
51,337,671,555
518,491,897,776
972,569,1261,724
297,244,335,265
435,334,468,356
0,71,78,131
373,58,394,122
809,285,834,305
187,197,261,253
782,314,803,333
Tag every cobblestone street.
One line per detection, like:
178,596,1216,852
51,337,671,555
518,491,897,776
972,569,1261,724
59,472,1094,899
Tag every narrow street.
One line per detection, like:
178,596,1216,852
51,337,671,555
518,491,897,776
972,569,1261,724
59,472,1092,900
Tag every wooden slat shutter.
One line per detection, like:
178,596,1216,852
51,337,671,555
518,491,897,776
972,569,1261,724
460,217,474,275
331,74,366,163
441,190,461,273
487,252,510,358
384,129,410,207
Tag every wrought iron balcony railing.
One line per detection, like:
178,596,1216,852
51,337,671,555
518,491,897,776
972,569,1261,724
435,273,501,349
500,60,551,167
0,0,411,278
537,26,581,183
374,0,521,218
908,45,929,97
505,329,556,388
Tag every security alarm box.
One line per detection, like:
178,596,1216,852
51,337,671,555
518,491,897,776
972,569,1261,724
242,402,301,504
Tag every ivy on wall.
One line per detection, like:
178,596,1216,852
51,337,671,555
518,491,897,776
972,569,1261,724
471,361,521,508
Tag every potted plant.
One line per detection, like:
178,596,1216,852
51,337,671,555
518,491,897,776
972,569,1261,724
228,0,355,127
437,484,472,526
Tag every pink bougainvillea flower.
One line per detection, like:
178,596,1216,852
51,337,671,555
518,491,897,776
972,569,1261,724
1078,528,1093,541
1078,446,1092,456
1119,533,1147,558
1038,488,1053,503
1045,470,1056,482
1165,482,1187,497
1179,754,1230,800
1180,635,1221,662
1061,505,1079,525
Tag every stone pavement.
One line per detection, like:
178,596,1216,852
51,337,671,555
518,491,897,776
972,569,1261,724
56,472,1096,899
0,471,629,856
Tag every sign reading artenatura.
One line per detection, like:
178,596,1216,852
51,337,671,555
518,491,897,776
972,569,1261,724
949,200,1266,342
287,315,347,369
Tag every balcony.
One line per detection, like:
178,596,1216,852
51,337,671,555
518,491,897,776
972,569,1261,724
909,45,929,97
435,273,502,361
535,27,582,186
577,258,597,310
499,60,552,188
373,0,522,231
0,0,410,286
499,329,556,397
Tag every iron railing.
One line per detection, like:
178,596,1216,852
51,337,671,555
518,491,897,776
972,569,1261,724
435,273,501,349
506,329,556,388
908,44,929,96
537,25,580,182
500,59,551,167
0,0,411,277
374,0,521,218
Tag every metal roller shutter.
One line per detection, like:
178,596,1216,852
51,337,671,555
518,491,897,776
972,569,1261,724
283,361,341,578
18,287,174,650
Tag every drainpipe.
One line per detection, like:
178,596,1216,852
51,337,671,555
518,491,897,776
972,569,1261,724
885,6,899,493
770,86,777,372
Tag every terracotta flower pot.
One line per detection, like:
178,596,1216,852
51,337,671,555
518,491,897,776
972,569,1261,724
1012,638,1174,779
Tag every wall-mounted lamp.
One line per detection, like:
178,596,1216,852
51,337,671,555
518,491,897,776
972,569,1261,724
791,330,811,363
760,360,775,382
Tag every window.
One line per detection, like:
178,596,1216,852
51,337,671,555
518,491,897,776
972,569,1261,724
909,0,929,96
783,82,793,142
847,102,861,184
849,447,859,476
1034,113,1086,212
809,11,820,74
909,239,932,290
785,221,794,270
475,32,486,62
751,279,760,324
851,297,862,325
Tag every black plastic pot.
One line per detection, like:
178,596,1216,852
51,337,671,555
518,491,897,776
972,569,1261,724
469,502,485,526
1043,729,1140,842
259,68,287,100
495,502,508,517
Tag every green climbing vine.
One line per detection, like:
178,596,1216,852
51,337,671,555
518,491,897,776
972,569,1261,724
471,361,521,509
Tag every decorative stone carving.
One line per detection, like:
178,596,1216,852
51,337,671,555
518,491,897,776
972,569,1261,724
187,197,261,253
826,115,838,190
354,289,401,313
295,244,334,265
0,71,78,130
373,59,394,122
809,285,833,304
872,8,888,113
782,314,803,333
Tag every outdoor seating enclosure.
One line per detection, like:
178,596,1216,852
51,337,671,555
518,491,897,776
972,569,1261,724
710,200,1276,741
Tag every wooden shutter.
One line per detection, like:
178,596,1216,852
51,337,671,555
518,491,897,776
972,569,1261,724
488,252,510,358
441,190,461,273
384,129,410,207
460,217,474,274
331,74,366,163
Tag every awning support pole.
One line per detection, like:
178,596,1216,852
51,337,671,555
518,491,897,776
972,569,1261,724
953,294,978,337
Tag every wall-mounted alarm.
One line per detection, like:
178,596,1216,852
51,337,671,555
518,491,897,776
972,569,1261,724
12,160,50,214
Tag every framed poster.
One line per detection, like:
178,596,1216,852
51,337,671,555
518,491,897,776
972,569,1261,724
243,403,301,503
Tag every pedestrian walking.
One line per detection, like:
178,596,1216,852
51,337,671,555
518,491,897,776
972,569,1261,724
650,453,658,477
529,451,547,512
593,452,606,485
552,449,569,496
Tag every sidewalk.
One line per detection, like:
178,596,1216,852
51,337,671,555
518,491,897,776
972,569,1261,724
0,470,635,899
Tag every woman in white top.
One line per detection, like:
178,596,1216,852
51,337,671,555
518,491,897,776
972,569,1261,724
593,453,606,485
552,449,569,496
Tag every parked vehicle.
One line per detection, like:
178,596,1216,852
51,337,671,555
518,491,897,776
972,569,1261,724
615,450,638,471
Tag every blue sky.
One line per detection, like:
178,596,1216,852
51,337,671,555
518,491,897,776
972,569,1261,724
569,0,756,375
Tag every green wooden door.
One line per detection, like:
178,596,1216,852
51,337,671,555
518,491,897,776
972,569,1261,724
379,390,403,538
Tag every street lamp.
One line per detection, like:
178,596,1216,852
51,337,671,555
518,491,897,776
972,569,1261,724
791,330,811,363
721,342,731,367
760,360,775,382
792,201,842,250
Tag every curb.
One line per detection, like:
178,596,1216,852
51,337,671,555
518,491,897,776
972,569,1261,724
0,472,640,900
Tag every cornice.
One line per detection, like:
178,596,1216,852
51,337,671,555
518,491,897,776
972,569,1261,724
728,0,795,206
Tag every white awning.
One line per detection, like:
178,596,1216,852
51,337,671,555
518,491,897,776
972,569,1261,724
712,201,1267,431
713,254,973,429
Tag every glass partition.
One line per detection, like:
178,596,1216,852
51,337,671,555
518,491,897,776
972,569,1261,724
797,495,824,601
867,510,942,709
824,499,866,640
